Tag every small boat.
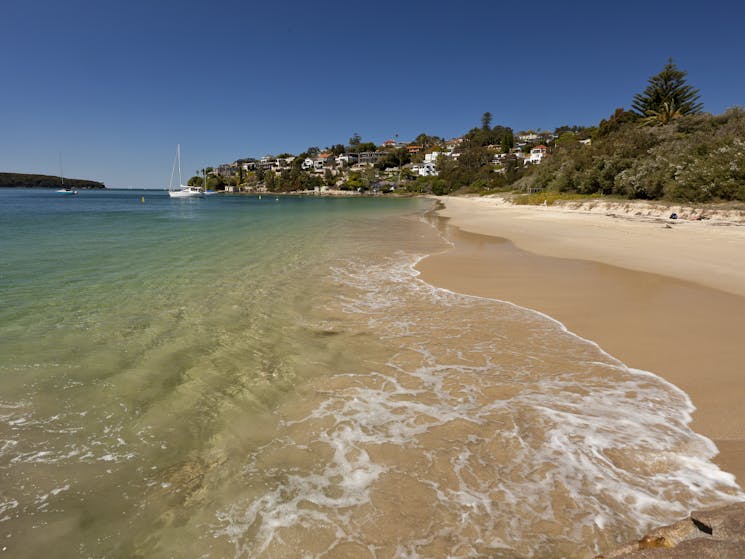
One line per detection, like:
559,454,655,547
169,184,205,198
168,145,204,198
56,154,78,195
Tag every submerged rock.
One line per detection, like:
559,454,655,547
596,502,745,558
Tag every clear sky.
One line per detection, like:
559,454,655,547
2,0,744,188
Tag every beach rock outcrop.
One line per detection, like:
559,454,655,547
596,502,745,558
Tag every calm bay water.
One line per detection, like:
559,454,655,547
0,189,741,558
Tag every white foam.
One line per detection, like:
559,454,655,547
215,245,744,556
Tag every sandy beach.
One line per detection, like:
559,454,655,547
417,195,745,485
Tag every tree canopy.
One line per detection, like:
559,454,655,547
481,112,492,130
632,59,703,123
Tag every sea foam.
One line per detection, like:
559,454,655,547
213,249,743,557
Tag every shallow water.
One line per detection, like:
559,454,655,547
0,189,741,558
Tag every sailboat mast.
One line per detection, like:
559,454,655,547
59,152,64,187
169,151,178,192
177,144,183,186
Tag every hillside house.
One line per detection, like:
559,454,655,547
337,153,359,166
518,132,539,143
411,162,438,176
357,152,382,166
527,145,548,164
301,154,336,173
217,163,236,177
301,158,324,172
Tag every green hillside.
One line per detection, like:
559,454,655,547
0,172,105,189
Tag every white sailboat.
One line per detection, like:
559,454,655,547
168,144,204,198
56,153,78,195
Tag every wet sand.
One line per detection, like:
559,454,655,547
417,196,745,485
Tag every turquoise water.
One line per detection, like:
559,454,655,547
0,189,741,558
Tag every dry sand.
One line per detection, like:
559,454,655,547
416,195,745,485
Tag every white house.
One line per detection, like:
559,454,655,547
357,152,382,166
527,145,548,164
337,153,359,166
412,162,438,176
381,139,403,148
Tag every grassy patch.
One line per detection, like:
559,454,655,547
512,191,602,206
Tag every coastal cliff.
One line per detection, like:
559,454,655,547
0,172,105,189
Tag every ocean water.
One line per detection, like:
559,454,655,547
0,188,741,558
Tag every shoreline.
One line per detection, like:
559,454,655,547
416,195,745,486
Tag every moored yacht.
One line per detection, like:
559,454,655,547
168,145,204,198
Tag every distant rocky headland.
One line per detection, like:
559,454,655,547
0,172,105,189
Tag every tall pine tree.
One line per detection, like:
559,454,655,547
632,58,703,123
481,112,492,130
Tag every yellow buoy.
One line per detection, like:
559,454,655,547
141,196,145,203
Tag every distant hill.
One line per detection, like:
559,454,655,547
0,172,105,189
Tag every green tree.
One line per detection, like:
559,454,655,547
348,141,377,153
597,108,638,137
632,58,703,122
638,100,684,126
374,148,410,170
501,130,514,153
349,133,361,146
481,112,492,130
555,132,579,147
413,133,443,149
345,171,365,190
458,146,490,170
264,172,276,191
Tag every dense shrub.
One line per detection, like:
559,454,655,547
521,107,745,202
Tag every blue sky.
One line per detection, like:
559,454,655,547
2,0,744,188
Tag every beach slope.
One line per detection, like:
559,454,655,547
417,196,745,484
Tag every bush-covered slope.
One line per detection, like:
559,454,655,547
0,172,105,189
519,107,745,202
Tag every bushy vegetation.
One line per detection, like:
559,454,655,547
263,167,323,192
512,191,600,206
419,117,522,196
521,107,745,202
510,60,744,203
0,172,105,189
